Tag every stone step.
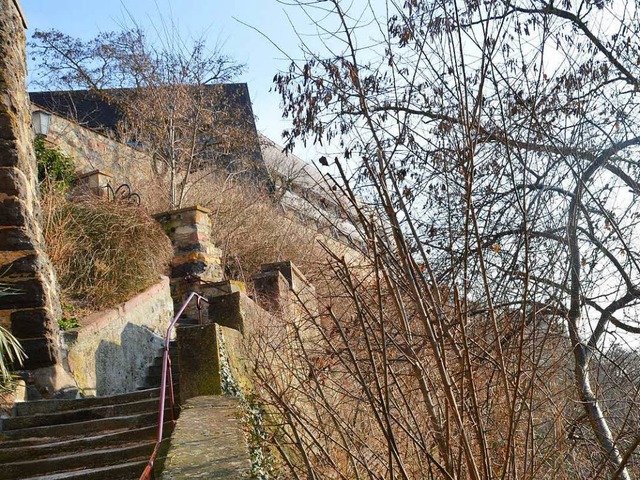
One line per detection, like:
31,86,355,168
14,387,165,416
0,439,168,480
141,373,180,390
22,459,155,480
2,397,160,431
0,422,173,461
0,409,174,441
177,317,200,326
146,363,179,378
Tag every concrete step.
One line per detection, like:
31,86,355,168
2,397,160,431
141,374,180,390
14,387,165,416
0,422,173,461
0,409,174,441
22,458,155,480
0,439,169,479
146,363,179,378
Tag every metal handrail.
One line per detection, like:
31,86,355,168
139,291,209,480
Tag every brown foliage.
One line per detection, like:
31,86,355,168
42,189,172,312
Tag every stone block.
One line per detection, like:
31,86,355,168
0,196,31,226
10,308,56,338
74,169,113,198
261,260,310,292
177,323,222,400
19,336,58,369
0,167,29,197
0,278,46,310
253,270,290,313
170,259,221,280
261,261,317,315
1,252,38,278
208,292,244,333
0,227,35,250
0,140,20,167
0,278,46,309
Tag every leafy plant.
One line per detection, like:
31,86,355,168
34,135,74,189
57,316,79,331
0,285,26,384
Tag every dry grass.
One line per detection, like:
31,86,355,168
42,189,173,312
136,170,332,282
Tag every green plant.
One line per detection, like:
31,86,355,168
0,285,26,384
34,135,74,189
57,316,79,331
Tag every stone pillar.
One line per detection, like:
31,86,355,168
255,261,318,316
176,323,222,399
74,169,113,199
0,0,73,393
154,206,224,319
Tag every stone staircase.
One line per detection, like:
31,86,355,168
0,337,185,480
0,313,201,479
0,386,176,479
138,341,180,390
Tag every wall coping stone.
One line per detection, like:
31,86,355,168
76,169,113,180
159,396,251,479
12,0,27,28
68,276,169,339
153,205,211,219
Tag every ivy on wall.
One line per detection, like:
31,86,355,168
34,135,74,189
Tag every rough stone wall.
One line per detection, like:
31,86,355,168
41,110,154,188
62,276,173,396
0,0,64,374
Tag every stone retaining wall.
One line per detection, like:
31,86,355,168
62,276,173,396
35,110,154,190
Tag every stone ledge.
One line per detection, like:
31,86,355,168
153,205,211,219
160,395,251,480
73,276,170,338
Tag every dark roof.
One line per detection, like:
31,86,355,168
29,83,256,133
30,89,121,132
30,84,273,188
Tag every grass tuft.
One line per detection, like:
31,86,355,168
43,190,173,312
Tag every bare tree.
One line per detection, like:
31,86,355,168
30,26,253,209
251,0,640,478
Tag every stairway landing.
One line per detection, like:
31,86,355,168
159,396,251,479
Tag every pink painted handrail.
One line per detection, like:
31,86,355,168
139,291,209,480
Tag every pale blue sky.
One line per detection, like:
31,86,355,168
20,0,318,157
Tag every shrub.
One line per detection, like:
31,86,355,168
42,190,173,312
34,135,75,189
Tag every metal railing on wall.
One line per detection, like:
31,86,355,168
106,183,141,205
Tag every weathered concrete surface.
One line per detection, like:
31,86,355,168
62,276,173,396
160,396,251,479
0,0,73,392
176,323,222,400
